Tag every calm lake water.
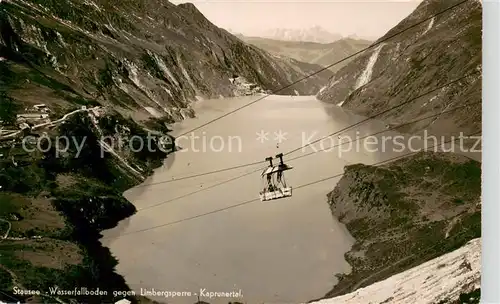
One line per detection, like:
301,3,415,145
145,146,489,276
100,95,451,304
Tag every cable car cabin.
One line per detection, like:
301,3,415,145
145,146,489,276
259,153,293,202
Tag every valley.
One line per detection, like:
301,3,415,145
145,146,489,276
238,36,372,73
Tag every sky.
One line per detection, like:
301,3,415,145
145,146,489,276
170,0,424,39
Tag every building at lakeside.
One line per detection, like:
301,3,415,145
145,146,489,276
16,113,49,120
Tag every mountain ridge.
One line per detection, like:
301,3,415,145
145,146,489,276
253,26,343,44
238,35,372,73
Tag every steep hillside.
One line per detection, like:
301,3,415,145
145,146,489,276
312,238,480,304
0,108,170,303
256,26,342,44
240,36,372,73
310,39,373,71
0,0,332,125
317,0,481,142
314,151,481,300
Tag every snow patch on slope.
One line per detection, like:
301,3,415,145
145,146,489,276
310,238,480,304
422,17,435,35
82,0,101,11
354,44,385,90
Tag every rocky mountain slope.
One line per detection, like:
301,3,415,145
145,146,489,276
238,36,372,73
311,238,480,304
0,0,332,126
310,1,483,302
317,0,481,143
313,151,481,301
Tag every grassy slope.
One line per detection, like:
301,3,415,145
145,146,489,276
313,152,481,300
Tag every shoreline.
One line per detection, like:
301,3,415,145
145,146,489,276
309,151,481,302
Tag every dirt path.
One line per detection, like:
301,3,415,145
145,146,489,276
32,107,97,130
0,263,67,303
0,219,67,304
98,140,145,179
0,218,11,240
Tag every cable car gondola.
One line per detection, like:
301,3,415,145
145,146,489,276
259,153,293,202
